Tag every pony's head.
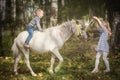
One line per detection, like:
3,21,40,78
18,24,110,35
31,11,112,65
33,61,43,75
72,19,88,39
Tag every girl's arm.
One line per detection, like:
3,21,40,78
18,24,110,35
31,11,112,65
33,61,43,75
36,19,42,31
93,16,106,32
93,16,103,27
36,17,42,31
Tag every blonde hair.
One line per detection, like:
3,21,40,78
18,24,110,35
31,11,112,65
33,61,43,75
106,21,112,37
35,8,43,15
95,18,112,39
99,18,112,36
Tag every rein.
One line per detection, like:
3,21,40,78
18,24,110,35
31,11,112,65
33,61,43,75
75,23,83,36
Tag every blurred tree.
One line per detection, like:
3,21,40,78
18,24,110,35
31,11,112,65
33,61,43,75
0,0,120,56
1,0,6,21
61,0,65,7
11,0,16,37
11,0,16,21
106,0,120,50
0,0,6,56
50,0,58,26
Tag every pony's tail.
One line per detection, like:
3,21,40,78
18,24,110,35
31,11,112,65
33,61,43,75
11,38,19,57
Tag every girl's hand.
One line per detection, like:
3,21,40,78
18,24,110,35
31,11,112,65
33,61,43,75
92,16,99,20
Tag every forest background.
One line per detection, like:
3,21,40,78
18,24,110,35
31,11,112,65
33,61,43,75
0,0,120,80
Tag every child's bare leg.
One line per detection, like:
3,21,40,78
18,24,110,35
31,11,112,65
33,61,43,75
92,52,101,73
103,52,110,72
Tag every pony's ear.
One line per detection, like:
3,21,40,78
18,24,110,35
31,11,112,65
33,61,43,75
71,19,75,22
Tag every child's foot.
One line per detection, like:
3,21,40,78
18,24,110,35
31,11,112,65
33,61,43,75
104,69,110,72
91,69,99,73
24,43,29,48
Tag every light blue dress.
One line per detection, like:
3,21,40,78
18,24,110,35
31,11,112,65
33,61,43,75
96,23,109,53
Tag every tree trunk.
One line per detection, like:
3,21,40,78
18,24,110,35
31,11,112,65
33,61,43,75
61,0,65,7
50,0,58,26
0,0,6,56
1,0,6,21
106,0,120,50
109,12,120,50
11,0,16,21
11,0,16,37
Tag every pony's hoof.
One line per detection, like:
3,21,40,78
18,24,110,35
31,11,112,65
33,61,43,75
49,70,54,74
31,73,37,77
55,67,59,73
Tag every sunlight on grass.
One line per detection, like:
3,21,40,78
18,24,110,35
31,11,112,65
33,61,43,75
0,37,120,80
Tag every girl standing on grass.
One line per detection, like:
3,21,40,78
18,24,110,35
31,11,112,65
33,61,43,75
91,16,112,73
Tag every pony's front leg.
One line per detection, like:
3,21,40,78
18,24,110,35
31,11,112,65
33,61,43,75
51,49,63,73
49,54,55,74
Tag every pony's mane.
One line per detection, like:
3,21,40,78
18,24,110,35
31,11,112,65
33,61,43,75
45,20,74,33
59,20,74,33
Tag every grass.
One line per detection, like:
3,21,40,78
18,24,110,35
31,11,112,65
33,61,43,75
0,35,120,80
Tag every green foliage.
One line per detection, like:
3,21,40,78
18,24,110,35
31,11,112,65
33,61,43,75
0,33,120,80
1,30,13,56
0,1,119,79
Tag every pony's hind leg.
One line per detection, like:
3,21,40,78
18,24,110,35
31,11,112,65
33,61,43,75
22,49,37,76
14,53,22,75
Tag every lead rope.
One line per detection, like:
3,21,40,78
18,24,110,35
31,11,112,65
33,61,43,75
75,23,82,36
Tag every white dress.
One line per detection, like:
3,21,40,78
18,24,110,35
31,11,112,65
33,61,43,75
96,23,109,53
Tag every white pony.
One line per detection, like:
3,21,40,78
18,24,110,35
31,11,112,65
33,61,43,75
11,20,87,76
